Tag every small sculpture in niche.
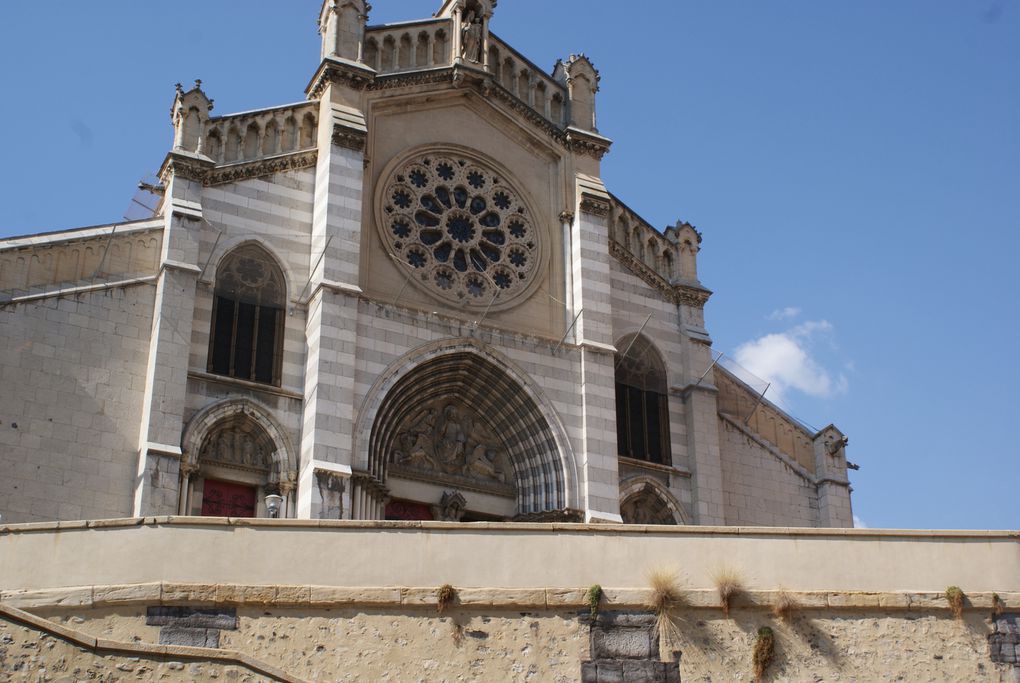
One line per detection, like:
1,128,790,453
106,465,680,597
432,491,467,522
461,9,483,63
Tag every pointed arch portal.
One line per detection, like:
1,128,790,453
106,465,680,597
366,346,577,517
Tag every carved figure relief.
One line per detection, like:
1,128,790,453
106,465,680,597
199,421,271,471
391,400,511,491
620,492,678,526
461,10,483,63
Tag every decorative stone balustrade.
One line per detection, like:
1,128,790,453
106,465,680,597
363,20,453,75
200,102,320,165
608,197,707,308
486,34,568,127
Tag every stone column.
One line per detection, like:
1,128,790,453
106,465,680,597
133,152,211,516
571,176,621,523
296,68,370,519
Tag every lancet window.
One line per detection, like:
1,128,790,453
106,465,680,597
615,335,671,464
208,244,285,386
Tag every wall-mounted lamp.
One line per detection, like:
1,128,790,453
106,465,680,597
265,494,284,519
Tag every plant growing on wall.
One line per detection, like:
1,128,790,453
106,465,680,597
771,590,799,623
944,586,965,619
647,568,684,649
437,584,457,613
713,567,746,618
585,584,603,622
752,626,775,682
992,593,1004,616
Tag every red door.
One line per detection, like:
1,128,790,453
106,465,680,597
201,479,257,518
385,500,434,521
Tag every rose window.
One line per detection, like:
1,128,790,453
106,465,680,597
379,153,539,306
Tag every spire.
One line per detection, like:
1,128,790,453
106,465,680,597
318,0,371,62
170,80,213,153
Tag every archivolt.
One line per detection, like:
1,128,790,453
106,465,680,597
181,398,297,485
619,475,688,525
358,339,578,515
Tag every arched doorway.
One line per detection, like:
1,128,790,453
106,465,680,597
357,343,578,521
181,399,298,518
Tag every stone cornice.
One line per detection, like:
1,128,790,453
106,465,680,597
676,284,712,308
306,56,377,99
206,151,318,186
579,196,611,218
162,151,318,187
368,67,610,160
564,126,612,160
609,239,713,308
332,124,367,152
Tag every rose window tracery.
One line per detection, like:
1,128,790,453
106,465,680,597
379,152,539,306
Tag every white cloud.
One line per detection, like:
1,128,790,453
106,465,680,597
853,515,868,529
733,319,848,401
767,306,801,321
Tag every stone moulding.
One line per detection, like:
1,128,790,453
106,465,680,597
579,196,611,218
2,583,1017,614
609,239,712,308
164,150,318,187
332,124,367,152
331,63,611,160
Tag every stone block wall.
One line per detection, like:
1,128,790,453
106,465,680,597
0,285,155,523
719,416,820,527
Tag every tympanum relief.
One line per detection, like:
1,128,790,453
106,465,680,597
620,491,678,526
391,401,514,496
199,423,271,472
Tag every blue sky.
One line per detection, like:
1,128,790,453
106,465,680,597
1,2,1017,530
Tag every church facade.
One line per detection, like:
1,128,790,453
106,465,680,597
0,0,853,528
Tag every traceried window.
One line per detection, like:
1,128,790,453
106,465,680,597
208,244,285,386
615,335,671,465
378,151,540,308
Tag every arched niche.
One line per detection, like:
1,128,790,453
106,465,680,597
620,477,687,525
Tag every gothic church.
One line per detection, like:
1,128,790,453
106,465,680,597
0,0,853,528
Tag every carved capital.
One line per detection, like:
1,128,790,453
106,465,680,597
332,124,367,152
558,211,575,224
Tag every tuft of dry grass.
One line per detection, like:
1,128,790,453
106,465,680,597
771,589,799,623
752,626,775,682
646,568,685,649
437,584,457,613
944,586,965,619
713,567,746,618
